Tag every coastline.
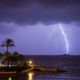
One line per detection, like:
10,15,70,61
0,71,16,75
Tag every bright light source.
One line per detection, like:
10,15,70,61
59,23,69,54
8,77,12,80
28,72,34,80
45,23,69,54
28,60,33,65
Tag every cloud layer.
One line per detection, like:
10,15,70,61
0,0,80,24
0,22,17,34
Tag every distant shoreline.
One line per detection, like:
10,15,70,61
0,71,16,75
24,55,80,56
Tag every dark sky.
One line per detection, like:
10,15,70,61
0,0,80,55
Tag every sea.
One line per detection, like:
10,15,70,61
0,55,80,80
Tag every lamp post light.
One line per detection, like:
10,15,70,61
28,60,33,65
28,60,33,69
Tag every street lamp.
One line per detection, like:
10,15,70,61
28,60,33,65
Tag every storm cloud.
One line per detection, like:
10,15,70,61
0,0,80,54
0,22,17,34
0,0,80,24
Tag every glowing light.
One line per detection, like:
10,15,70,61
45,23,69,54
8,77,12,80
28,60,33,65
28,72,34,80
59,23,69,54
45,25,57,53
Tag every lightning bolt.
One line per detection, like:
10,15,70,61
45,25,57,54
59,23,69,54
45,23,69,54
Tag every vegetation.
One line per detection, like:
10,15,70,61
0,38,27,72
1,38,15,54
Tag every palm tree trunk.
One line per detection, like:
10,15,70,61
7,46,9,54
6,46,9,66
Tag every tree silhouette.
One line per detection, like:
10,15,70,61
1,52,11,66
12,51,25,66
0,38,15,66
0,38,26,67
1,38,15,53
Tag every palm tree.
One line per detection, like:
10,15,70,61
0,38,15,66
1,38,15,53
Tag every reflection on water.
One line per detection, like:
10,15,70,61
8,77,12,80
0,72,80,80
28,72,34,80
2,72,34,80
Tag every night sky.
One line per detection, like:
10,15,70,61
0,0,80,55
